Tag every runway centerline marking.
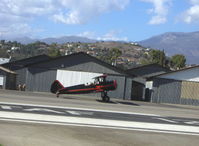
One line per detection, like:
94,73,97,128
154,118,179,124
24,108,65,114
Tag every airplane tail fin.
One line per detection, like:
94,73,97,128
50,80,64,94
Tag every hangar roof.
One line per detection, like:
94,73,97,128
1,54,51,70
126,63,170,78
148,65,199,82
27,52,133,77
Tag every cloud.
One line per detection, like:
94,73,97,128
77,31,96,39
97,31,128,41
182,0,199,23
141,0,171,25
78,30,128,41
52,0,130,24
0,0,129,25
0,23,39,38
0,0,129,37
0,0,56,38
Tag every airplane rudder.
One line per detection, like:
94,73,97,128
50,80,64,93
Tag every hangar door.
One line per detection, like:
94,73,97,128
56,70,102,87
131,81,144,101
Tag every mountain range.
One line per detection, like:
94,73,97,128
3,36,96,44
1,31,199,64
139,31,199,64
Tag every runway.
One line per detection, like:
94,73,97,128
0,102,199,135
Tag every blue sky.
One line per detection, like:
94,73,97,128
0,0,199,41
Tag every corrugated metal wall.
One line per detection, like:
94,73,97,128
152,78,181,104
26,68,57,92
124,78,133,100
62,62,121,75
152,78,199,105
5,73,17,90
15,68,27,85
106,75,126,99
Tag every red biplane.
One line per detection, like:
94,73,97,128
50,75,117,102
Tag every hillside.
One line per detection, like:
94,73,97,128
0,40,148,69
139,31,199,64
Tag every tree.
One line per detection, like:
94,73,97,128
97,48,122,66
149,50,166,66
109,48,122,65
48,48,61,57
170,54,186,70
141,49,166,66
48,43,61,57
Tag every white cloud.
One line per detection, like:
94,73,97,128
0,0,129,25
182,0,199,23
190,0,199,5
0,0,129,37
52,0,130,24
0,23,38,38
141,0,171,24
97,31,128,41
77,31,96,39
149,15,167,24
77,30,128,41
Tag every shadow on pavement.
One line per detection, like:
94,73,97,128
61,96,78,100
117,101,140,106
96,100,140,106
96,100,117,104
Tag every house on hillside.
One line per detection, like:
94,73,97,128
148,65,199,106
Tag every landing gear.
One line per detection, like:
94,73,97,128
101,91,110,102
56,92,59,98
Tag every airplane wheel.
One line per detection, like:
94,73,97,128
101,92,105,101
56,92,59,98
101,91,109,102
102,96,106,102
105,96,110,102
